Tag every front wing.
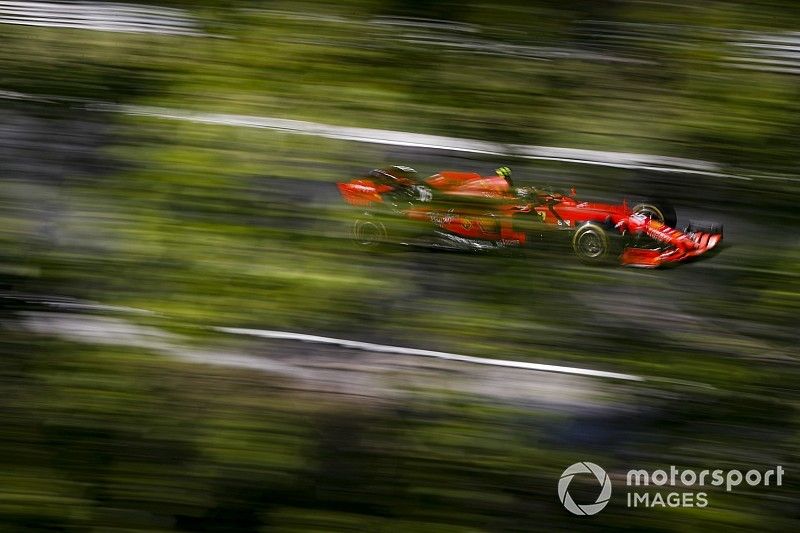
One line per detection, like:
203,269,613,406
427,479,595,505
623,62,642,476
620,219,722,267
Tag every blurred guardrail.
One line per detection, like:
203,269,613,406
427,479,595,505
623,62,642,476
581,20,800,75
0,0,201,35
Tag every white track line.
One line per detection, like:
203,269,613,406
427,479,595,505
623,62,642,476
0,93,755,179
7,292,664,384
216,326,644,381
110,104,755,180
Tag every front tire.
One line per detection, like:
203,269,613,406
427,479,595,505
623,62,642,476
572,223,616,264
632,200,677,227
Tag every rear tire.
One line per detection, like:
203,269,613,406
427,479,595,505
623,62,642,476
352,218,387,246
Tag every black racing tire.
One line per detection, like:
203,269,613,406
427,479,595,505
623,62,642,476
572,222,618,264
632,200,677,227
352,218,387,246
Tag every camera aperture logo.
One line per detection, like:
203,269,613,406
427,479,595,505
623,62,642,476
558,462,612,516
558,462,785,516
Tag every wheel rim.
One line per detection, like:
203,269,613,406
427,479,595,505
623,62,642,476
578,231,604,258
634,205,664,222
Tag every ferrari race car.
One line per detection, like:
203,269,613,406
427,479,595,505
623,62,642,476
337,166,722,267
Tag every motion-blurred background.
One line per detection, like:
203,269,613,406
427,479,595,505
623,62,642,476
1,0,799,530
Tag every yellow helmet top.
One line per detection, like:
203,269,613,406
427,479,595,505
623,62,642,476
495,166,511,178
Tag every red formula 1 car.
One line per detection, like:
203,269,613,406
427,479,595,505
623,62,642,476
337,166,722,267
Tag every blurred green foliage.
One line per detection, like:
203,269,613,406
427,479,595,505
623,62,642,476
1,0,800,530
1,330,797,531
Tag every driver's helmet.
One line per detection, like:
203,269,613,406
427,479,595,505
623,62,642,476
495,166,512,186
